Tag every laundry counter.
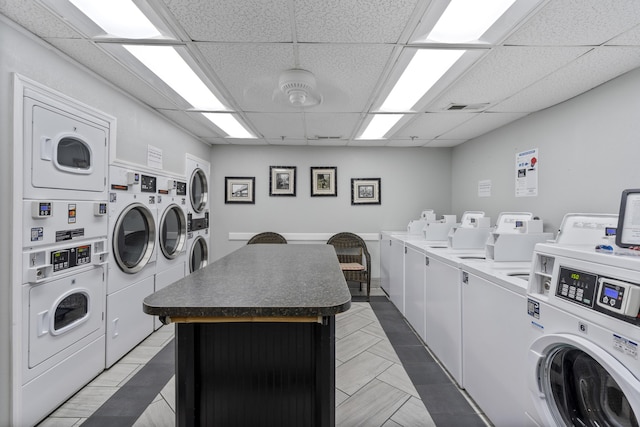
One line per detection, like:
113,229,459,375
143,244,351,427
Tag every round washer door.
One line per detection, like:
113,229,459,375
189,235,208,273
113,202,156,274
159,204,187,260
189,168,208,213
528,333,640,427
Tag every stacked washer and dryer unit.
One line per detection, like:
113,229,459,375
185,155,210,274
18,82,112,426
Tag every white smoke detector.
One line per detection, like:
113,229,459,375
278,69,322,107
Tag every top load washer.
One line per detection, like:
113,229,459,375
23,88,109,200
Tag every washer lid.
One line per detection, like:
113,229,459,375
159,204,187,259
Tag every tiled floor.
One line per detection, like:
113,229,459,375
39,285,490,427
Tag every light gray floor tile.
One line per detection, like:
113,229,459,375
390,396,437,426
382,420,403,427
368,338,402,364
336,313,375,339
377,363,420,398
118,344,163,365
336,388,349,407
360,321,388,339
133,397,175,427
336,330,382,362
160,376,176,412
88,362,141,387
336,351,394,396
36,417,83,427
49,386,119,418
336,379,410,427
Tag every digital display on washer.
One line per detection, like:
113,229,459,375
141,175,157,193
604,286,619,299
176,181,187,196
51,245,92,271
556,267,597,307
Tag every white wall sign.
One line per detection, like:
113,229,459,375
515,148,538,197
147,144,163,169
478,179,492,197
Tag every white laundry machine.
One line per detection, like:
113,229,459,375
23,88,110,201
154,174,188,329
185,155,210,273
526,243,640,426
106,164,158,367
20,199,108,427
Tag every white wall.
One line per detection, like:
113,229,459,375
0,16,210,424
451,67,640,234
209,145,453,275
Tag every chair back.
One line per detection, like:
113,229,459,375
247,232,287,244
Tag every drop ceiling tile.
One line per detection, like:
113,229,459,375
607,23,640,45
439,112,527,140
492,46,640,112
45,38,179,110
395,113,476,139
0,0,81,38
427,139,468,148
160,111,224,138
304,113,361,140
161,0,292,42
505,0,640,46
196,42,295,112
307,139,349,147
226,138,269,145
294,0,421,43
428,46,590,111
386,139,430,147
347,139,391,147
246,112,305,139
266,138,309,146
297,44,394,113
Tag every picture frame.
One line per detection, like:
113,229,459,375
225,177,255,204
269,166,296,197
310,167,337,197
351,178,381,205
615,188,640,248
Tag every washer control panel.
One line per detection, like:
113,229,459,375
51,244,91,272
557,266,640,323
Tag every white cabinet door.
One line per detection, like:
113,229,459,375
405,246,426,341
380,235,392,294
389,238,405,314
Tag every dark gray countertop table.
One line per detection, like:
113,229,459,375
143,243,352,321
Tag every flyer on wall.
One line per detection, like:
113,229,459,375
515,148,538,197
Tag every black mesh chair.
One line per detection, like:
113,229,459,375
247,232,287,244
327,232,371,300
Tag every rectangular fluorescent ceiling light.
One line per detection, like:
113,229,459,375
69,0,161,38
202,113,255,139
427,0,517,43
124,45,227,111
358,114,404,140
379,49,465,112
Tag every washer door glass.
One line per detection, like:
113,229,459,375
543,345,638,427
189,168,208,213
160,205,186,259
54,292,88,333
57,137,91,170
114,204,156,273
189,235,208,273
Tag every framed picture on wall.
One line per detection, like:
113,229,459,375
269,166,296,196
310,167,337,197
351,178,381,205
225,177,255,204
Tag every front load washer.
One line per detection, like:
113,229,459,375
20,199,108,427
526,243,640,427
106,164,158,366
154,174,188,329
23,88,109,201
185,155,210,274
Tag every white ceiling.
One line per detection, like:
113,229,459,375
3,0,640,147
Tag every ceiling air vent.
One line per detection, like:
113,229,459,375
445,103,490,111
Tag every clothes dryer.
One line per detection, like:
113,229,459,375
154,175,188,329
106,164,157,366
185,155,210,273
20,199,108,427
23,88,109,200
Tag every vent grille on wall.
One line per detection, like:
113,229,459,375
445,103,490,111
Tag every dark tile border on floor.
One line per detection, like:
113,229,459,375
81,338,176,427
368,296,488,427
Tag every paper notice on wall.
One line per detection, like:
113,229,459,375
147,145,163,169
478,179,492,197
515,148,538,197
